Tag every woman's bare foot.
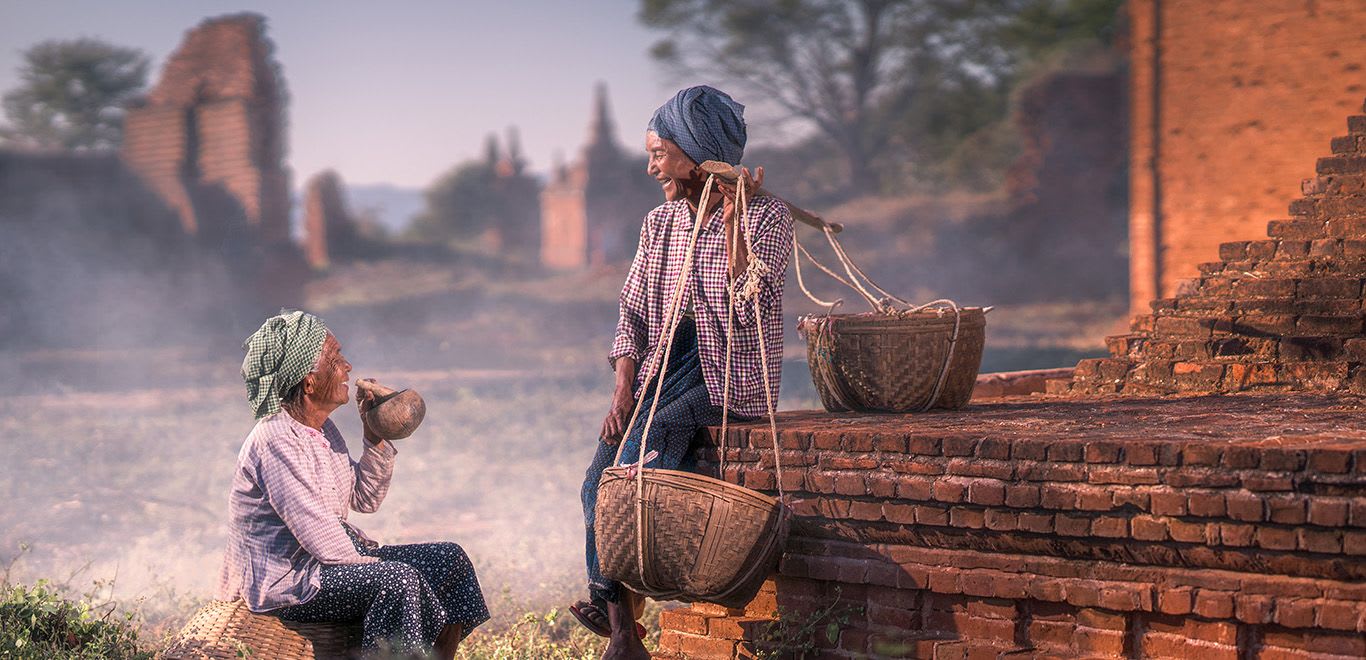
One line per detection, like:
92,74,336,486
601,599,650,660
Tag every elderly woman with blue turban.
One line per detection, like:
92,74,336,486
217,311,487,658
573,86,795,659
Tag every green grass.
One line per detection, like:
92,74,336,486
0,580,151,659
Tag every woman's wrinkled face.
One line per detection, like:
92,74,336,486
646,131,701,202
308,334,352,408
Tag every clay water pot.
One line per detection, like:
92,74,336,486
355,379,426,439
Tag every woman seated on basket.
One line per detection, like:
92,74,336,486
217,310,488,658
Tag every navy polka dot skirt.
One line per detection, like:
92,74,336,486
273,529,489,653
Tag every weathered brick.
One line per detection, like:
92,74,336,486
1168,519,1209,543
966,479,1005,506
1235,594,1274,624
1298,528,1343,553
1225,492,1265,521
1256,526,1298,551
1308,498,1350,526
1273,598,1317,628
949,506,985,529
1267,496,1308,524
915,505,949,526
1150,489,1188,516
1132,515,1168,541
1017,512,1053,533
1092,516,1128,538
1157,586,1194,615
1004,483,1040,508
984,509,1018,531
1187,491,1227,517
1055,513,1090,537
932,478,967,503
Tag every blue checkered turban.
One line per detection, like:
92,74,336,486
647,85,747,166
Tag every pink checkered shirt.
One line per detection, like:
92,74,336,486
216,411,396,611
610,195,793,418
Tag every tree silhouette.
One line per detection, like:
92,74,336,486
1,38,149,150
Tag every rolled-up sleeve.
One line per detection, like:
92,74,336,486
351,439,396,514
730,198,793,328
258,436,375,566
610,214,654,367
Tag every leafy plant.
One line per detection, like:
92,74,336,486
753,589,862,659
0,580,152,659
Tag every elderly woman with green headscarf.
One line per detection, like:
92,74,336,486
216,311,488,658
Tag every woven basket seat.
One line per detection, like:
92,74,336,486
595,466,788,608
798,308,987,413
161,599,360,659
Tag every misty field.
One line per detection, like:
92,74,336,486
0,258,1121,655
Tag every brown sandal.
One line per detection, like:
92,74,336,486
569,600,646,638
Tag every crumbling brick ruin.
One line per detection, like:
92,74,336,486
0,13,307,348
118,12,304,313
122,13,291,244
540,84,659,269
1128,0,1366,313
1068,100,1366,397
302,170,360,270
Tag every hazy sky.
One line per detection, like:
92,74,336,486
0,1,704,188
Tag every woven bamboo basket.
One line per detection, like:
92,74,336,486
595,467,788,609
797,308,987,413
160,600,359,659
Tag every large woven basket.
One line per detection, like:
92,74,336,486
797,308,987,413
595,467,788,609
160,599,359,659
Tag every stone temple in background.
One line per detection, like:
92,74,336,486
540,84,661,269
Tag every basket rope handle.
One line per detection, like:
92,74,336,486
718,172,785,500
792,218,970,411
612,173,716,593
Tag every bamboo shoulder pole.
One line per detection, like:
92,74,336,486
699,160,844,234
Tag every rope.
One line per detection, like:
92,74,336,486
611,174,716,592
791,216,966,412
718,174,785,500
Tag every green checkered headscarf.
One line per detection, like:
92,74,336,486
241,310,330,419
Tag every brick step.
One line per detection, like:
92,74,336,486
1267,218,1327,240
1135,335,1366,362
1213,239,1366,269
1151,296,1362,317
1289,195,1366,220
1317,155,1366,176
1331,135,1366,155
1302,173,1366,196
1106,333,1148,358
1189,272,1366,298
1147,311,1365,339
1349,115,1366,135
1070,358,1357,395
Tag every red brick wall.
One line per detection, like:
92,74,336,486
656,397,1366,658
1129,0,1366,313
